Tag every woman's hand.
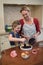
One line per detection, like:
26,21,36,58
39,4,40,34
33,34,37,38
33,32,40,38
21,34,30,40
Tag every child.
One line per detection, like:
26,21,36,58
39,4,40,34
8,20,26,46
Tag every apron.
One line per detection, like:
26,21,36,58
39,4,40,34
22,23,36,38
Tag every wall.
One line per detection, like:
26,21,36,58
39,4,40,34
33,6,42,27
0,0,43,33
42,6,43,28
3,0,43,5
4,5,42,28
0,0,5,33
4,5,34,25
4,5,22,25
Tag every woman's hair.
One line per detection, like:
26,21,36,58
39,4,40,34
20,6,30,13
12,20,20,30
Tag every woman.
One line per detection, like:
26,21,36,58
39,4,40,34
19,6,41,42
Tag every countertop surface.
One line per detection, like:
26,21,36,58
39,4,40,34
0,32,9,36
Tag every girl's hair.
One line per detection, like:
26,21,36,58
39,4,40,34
20,6,30,13
12,20,20,30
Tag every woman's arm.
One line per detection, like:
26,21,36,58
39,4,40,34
33,32,41,38
34,18,41,38
34,18,41,32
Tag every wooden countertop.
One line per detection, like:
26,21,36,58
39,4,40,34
1,46,43,65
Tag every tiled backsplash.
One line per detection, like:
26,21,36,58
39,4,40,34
0,35,11,52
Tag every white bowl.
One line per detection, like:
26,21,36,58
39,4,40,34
20,45,33,51
21,53,29,59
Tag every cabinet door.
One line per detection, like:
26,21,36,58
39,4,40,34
1,35,11,52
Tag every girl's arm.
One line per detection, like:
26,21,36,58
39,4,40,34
8,34,26,42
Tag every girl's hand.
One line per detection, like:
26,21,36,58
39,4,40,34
20,38,26,42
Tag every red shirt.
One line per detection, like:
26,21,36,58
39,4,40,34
19,18,41,33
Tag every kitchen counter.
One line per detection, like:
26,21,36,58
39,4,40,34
1,46,43,65
0,32,9,36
